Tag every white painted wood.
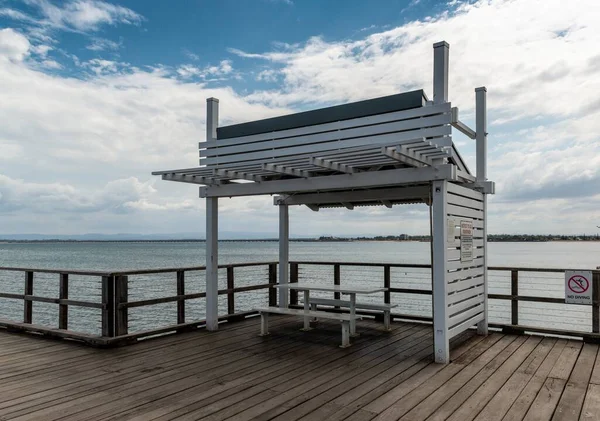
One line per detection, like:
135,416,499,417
200,102,452,149
341,321,351,348
161,174,225,186
255,306,357,321
263,163,313,178
447,248,484,262
476,87,489,336
457,170,476,182
200,164,457,198
447,257,484,271
448,312,485,339
310,157,358,174
382,146,427,167
447,182,484,200
447,275,485,293
450,107,476,139
447,267,485,282
349,293,357,336
275,283,386,294
279,204,289,308
260,312,269,336
205,197,219,331
275,186,430,206
476,87,488,182
201,113,451,158
447,194,484,210
446,204,484,219
449,303,484,327
448,294,485,317
433,41,449,104
447,284,485,305
206,98,219,142
479,199,488,335
306,297,397,310
213,169,264,182
432,179,449,363
201,126,451,166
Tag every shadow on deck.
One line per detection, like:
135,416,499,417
0,316,598,421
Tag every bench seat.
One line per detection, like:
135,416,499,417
305,298,397,330
255,306,361,348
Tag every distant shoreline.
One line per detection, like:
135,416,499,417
1,238,600,244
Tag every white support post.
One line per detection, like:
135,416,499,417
476,87,489,336
206,197,219,331
433,42,449,105
279,204,289,308
205,97,219,332
432,179,449,363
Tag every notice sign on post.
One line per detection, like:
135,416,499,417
460,220,473,262
565,271,593,305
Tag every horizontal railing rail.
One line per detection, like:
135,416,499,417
290,261,600,342
1,261,599,346
0,262,278,346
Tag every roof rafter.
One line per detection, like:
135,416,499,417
262,163,313,178
309,157,359,174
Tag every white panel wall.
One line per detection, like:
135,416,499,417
445,182,486,339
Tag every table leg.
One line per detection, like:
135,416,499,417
350,293,358,337
301,290,312,331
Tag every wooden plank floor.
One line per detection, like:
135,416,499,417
0,317,598,421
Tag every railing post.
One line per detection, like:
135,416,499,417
384,265,391,305
59,273,68,330
227,267,235,314
101,275,115,337
290,262,298,306
268,263,277,307
334,264,341,309
511,270,518,327
24,271,33,324
115,275,128,336
177,270,186,324
593,272,600,334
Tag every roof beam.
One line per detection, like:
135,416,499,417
213,169,263,182
309,157,359,174
161,174,225,186
274,186,430,206
200,165,456,198
383,146,426,168
381,200,393,208
306,204,319,212
342,202,354,210
262,163,313,178
450,107,476,139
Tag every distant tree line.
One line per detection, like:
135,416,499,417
317,234,600,242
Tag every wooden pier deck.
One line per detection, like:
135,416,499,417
0,317,599,421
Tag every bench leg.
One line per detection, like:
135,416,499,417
259,313,270,336
311,303,318,322
340,321,351,348
384,311,391,331
301,290,313,331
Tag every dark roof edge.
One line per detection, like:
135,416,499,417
217,89,426,140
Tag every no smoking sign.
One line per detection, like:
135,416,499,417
565,271,593,305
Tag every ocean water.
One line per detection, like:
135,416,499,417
0,241,599,335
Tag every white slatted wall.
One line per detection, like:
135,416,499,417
446,182,486,339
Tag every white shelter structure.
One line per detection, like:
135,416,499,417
153,41,494,363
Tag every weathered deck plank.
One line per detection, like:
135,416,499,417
0,317,597,421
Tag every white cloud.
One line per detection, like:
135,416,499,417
0,28,30,62
1,0,600,235
24,0,144,32
86,37,121,51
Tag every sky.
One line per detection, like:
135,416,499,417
0,0,599,238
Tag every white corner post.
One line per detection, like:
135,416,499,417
476,87,488,335
432,179,449,363
433,41,449,105
205,97,219,331
279,204,289,307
